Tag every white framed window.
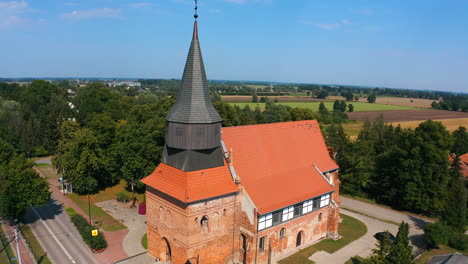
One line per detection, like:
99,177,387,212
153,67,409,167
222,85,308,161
258,213,272,230
303,199,313,214
320,194,330,207
282,206,294,221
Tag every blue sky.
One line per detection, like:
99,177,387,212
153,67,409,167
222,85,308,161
1,0,467,92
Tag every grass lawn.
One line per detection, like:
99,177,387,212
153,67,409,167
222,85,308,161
416,244,468,264
68,193,127,231
229,102,421,112
35,164,62,179
0,223,15,264
278,214,367,264
142,233,147,249
21,224,52,264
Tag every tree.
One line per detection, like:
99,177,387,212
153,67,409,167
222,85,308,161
53,124,109,194
113,104,167,206
451,126,468,155
0,143,50,219
387,222,414,264
340,101,347,112
442,155,466,232
365,231,392,264
343,91,354,101
333,100,341,111
354,96,359,101
348,104,354,112
315,89,328,99
252,94,258,103
367,94,376,103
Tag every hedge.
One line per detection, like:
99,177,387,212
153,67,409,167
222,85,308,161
65,207,107,251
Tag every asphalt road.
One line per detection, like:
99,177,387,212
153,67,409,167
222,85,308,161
24,200,100,264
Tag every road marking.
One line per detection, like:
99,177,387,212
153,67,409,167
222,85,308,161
30,205,77,264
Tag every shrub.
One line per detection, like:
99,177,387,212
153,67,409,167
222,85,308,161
34,146,49,157
116,190,131,203
66,207,107,251
424,221,453,248
449,233,468,251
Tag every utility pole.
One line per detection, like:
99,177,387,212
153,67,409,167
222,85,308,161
14,221,22,264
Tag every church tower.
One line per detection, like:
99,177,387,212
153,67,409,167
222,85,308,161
141,4,240,263
162,17,224,172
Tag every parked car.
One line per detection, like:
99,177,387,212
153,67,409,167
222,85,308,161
374,231,396,242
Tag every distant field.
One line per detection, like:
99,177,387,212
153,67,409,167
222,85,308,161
390,118,468,132
348,110,468,122
229,102,420,112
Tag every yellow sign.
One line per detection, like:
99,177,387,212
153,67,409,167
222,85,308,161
92,229,98,236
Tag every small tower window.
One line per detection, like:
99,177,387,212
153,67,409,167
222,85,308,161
318,213,323,221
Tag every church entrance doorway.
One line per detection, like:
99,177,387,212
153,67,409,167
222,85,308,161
296,231,304,247
160,237,172,262
240,234,247,263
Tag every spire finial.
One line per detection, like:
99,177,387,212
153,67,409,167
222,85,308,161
194,0,198,20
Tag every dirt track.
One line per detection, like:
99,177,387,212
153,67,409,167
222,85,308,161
348,110,468,122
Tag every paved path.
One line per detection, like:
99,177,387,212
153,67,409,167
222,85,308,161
33,167,129,264
96,200,147,257
34,158,52,165
310,209,398,264
341,196,432,230
25,200,100,264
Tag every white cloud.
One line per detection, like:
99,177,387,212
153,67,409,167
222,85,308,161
64,2,79,6
61,8,122,20
300,19,353,30
210,9,222,14
128,2,153,9
225,0,246,4
0,1,36,29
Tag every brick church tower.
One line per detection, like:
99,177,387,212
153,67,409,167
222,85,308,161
141,9,241,264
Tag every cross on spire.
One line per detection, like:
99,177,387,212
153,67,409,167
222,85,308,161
194,0,198,20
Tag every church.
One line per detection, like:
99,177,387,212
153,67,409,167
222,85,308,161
141,8,340,264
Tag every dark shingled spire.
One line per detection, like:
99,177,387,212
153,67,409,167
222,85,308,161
166,21,222,124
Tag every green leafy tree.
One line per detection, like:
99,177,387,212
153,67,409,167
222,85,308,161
387,222,414,264
343,91,354,101
0,143,50,218
252,94,258,103
364,231,392,264
367,94,376,103
348,104,354,112
333,100,341,112
113,104,167,205
451,126,468,155
53,124,108,194
315,89,328,99
340,100,347,112
424,221,453,248
441,155,466,232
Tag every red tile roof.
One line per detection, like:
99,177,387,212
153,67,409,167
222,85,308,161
222,120,338,214
459,154,468,178
141,162,238,203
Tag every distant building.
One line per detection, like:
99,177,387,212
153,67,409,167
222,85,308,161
141,16,340,264
427,252,468,264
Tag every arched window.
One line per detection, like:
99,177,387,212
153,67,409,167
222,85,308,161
165,210,172,227
159,206,164,224
280,228,286,239
318,213,323,221
201,215,209,231
212,212,219,231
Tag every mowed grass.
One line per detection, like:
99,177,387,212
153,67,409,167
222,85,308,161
21,224,52,264
68,192,127,231
229,102,420,112
35,164,62,179
278,214,367,264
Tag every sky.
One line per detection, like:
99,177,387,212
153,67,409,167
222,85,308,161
1,0,467,92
